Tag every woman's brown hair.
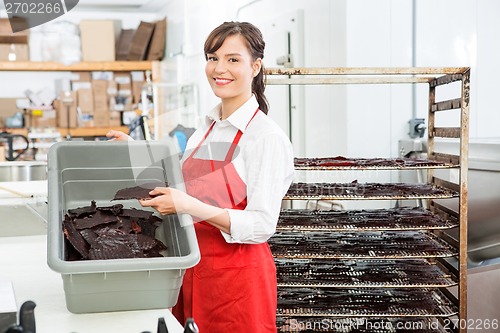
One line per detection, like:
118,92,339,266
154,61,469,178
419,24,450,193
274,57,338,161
204,21,269,115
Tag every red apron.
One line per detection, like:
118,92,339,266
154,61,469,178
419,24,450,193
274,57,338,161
173,109,277,332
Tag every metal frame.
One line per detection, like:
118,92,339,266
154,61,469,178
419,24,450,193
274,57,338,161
267,67,470,333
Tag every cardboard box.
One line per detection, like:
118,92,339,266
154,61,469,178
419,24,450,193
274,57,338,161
56,92,78,128
70,72,92,82
114,72,131,85
116,29,135,60
92,80,108,111
0,43,29,61
28,109,57,128
147,17,166,61
109,111,121,127
80,20,121,61
77,89,94,114
0,18,29,44
0,98,19,120
107,80,118,96
127,21,155,60
93,111,110,127
71,82,92,91
131,80,145,105
92,71,113,81
78,112,94,128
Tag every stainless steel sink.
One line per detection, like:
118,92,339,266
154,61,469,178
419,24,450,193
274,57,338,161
0,203,47,237
0,161,47,182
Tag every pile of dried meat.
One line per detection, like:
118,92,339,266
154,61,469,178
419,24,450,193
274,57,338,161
63,200,167,261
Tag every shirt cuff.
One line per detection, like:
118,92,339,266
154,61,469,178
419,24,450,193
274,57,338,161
220,209,254,243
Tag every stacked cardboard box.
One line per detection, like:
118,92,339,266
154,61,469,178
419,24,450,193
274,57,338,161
0,18,29,61
92,80,108,127
115,17,166,61
80,20,121,61
53,71,146,128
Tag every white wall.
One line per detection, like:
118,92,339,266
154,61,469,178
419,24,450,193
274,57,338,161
3,0,496,152
0,9,161,98
158,0,498,159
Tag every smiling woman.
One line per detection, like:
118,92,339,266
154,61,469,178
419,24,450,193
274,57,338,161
204,21,268,117
164,21,294,332
106,21,295,332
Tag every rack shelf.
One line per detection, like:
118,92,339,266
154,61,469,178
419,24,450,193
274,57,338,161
8,126,129,138
267,67,470,333
1,61,160,139
0,61,156,72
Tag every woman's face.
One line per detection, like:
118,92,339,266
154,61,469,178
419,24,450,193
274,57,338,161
205,34,261,105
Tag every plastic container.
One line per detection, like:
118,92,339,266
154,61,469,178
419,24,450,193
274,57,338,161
47,140,200,313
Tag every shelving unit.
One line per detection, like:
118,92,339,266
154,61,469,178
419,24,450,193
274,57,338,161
265,67,470,332
0,61,160,138
0,61,157,74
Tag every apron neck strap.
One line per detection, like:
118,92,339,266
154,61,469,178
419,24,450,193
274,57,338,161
224,108,260,161
188,107,261,161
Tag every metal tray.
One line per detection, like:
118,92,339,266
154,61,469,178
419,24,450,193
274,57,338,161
276,258,457,288
278,207,457,231
294,156,457,170
276,316,451,332
284,182,459,200
269,231,457,259
277,287,457,318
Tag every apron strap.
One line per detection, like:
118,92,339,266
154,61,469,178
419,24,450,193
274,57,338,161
224,108,260,162
189,107,260,163
186,121,216,160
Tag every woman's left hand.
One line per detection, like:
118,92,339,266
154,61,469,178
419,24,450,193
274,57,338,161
139,187,191,215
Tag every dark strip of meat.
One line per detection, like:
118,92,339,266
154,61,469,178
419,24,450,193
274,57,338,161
97,204,124,215
74,211,119,230
68,200,97,218
120,208,155,219
63,215,90,259
112,182,169,201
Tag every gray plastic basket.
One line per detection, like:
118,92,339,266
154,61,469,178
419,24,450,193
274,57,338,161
47,140,200,313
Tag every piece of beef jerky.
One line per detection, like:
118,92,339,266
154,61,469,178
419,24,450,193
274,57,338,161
63,215,90,259
112,182,169,201
79,228,98,246
64,237,84,261
116,215,133,234
94,226,127,237
74,211,119,230
68,200,97,218
89,234,137,260
134,234,160,251
120,208,155,219
97,204,124,215
137,218,158,238
131,218,142,234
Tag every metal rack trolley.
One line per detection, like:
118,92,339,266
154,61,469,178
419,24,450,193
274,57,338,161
266,67,470,332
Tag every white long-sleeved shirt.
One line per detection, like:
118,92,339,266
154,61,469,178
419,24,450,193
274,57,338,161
181,95,295,244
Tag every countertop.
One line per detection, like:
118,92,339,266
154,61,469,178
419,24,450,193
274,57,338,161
0,181,184,333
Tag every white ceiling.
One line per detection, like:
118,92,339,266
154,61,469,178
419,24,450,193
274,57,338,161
75,0,170,12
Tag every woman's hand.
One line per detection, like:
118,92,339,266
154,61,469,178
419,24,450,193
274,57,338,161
139,187,191,215
142,187,231,233
106,130,133,141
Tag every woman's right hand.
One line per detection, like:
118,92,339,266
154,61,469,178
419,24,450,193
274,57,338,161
106,130,133,141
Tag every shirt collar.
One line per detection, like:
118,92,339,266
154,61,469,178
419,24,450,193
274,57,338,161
205,95,259,133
